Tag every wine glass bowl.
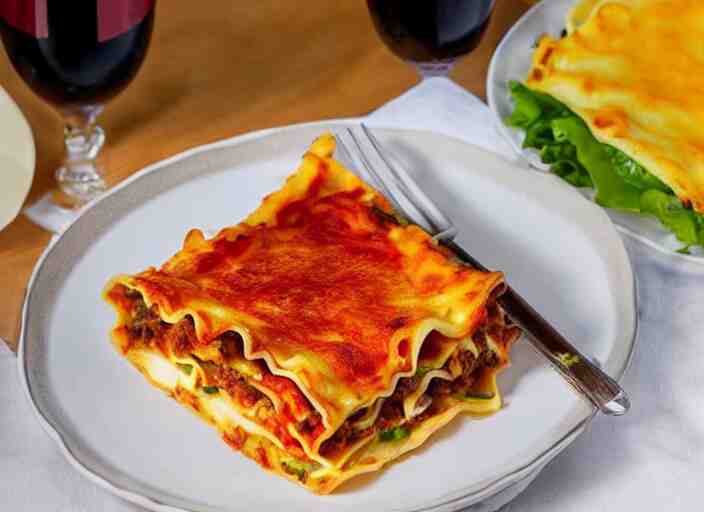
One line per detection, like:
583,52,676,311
0,0,155,207
366,0,495,78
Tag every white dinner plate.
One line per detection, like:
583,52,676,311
0,85,35,231
19,123,637,512
487,0,704,264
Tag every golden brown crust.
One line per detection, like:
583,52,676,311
526,0,704,212
104,134,505,435
103,133,518,493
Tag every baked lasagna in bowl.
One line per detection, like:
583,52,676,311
505,0,704,252
103,133,520,494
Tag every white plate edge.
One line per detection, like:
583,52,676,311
16,119,639,512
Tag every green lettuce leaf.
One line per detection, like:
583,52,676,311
505,83,542,128
640,190,701,246
540,144,593,187
604,146,671,192
506,80,704,248
550,117,642,211
379,426,410,442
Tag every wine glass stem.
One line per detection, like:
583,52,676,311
415,60,456,79
56,106,107,206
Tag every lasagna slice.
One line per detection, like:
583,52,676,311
103,133,520,494
509,0,704,249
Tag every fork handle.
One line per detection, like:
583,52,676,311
443,240,630,416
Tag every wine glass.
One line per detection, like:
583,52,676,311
0,0,156,209
366,0,495,79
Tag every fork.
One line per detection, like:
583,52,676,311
334,124,630,416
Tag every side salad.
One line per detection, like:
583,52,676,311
506,80,704,252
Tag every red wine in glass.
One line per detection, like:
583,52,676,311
0,0,155,206
367,0,495,77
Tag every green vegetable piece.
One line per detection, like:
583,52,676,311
506,81,543,128
203,386,219,394
523,119,557,150
557,352,581,368
640,190,699,245
550,117,642,211
604,146,671,192
415,365,433,378
281,461,308,483
379,426,410,442
176,363,193,376
540,143,576,164
694,214,704,247
540,144,593,188
506,81,569,132
508,81,560,112
552,161,593,188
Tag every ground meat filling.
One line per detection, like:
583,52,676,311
319,307,510,458
129,297,164,344
212,366,266,408
297,411,323,435
125,293,264,401
319,342,500,457
319,420,373,457
123,288,511,461
126,295,195,356
165,316,197,356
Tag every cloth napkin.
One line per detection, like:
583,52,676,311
23,194,81,235
5,77,702,511
0,341,142,512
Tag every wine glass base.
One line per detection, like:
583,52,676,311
55,164,106,207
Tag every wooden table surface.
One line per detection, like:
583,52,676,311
0,0,528,351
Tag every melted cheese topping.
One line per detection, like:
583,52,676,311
104,133,517,493
566,0,600,33
105,134,504,436
526,0,704,212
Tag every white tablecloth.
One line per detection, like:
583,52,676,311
4,77,703,511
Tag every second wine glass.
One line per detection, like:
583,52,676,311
366,0,495,79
